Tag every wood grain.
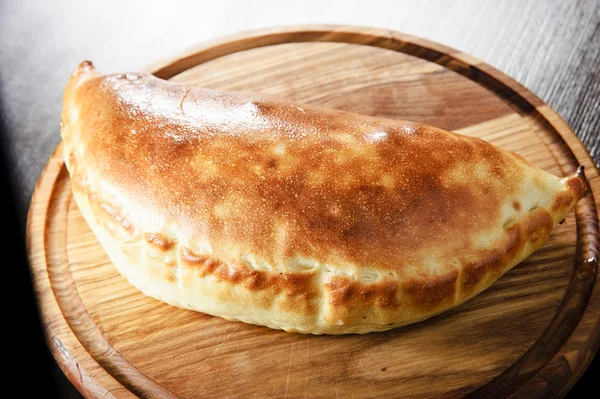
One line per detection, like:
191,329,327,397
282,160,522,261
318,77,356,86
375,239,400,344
27,26,600,398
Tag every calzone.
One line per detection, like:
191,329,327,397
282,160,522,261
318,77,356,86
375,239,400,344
61,61,586,334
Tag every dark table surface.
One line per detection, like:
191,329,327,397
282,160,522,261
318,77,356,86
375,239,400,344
1,1,598,397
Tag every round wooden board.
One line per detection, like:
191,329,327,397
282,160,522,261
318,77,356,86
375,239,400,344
27,26,600,399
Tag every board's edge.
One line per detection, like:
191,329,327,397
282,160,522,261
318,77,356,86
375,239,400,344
26,144,130,399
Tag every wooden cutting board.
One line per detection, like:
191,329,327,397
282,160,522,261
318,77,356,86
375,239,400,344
27,26,600,399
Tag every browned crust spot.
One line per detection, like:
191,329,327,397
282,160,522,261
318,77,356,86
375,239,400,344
553,172,586,212
325,276,399,308
512,201,521,211
522,209,553,244
462,250,503,292
461,224,522,292
145,233,176,250
461,208,553,296
403,269,458,310
566,173,585,198
179,247,318,311
180,248,221,275
551,191,574,212
94,199,138,235
503,224,523,260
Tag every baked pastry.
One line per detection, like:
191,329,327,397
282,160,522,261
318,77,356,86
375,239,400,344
61,61,586,334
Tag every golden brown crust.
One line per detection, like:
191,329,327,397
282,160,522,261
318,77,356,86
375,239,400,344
402,270,458,311
60,61,586,334
145,234,176,250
